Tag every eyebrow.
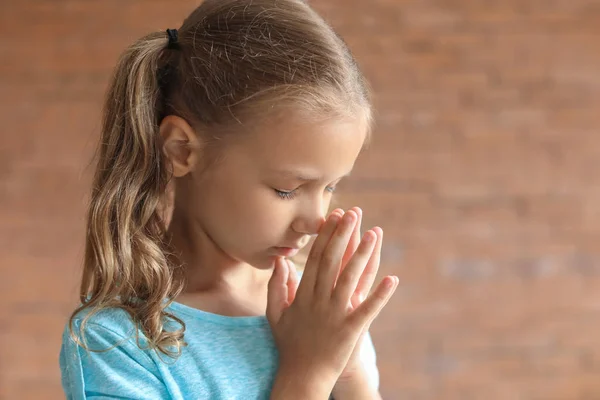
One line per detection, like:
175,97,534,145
273,169,352,182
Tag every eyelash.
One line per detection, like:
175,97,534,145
274,186,337,200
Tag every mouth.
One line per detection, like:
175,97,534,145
272,246,301,257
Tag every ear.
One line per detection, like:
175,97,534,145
159,115,201,178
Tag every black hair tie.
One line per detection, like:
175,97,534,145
166,28,179,50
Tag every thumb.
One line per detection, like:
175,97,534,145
266,257,289,325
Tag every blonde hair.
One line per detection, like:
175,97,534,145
70,0,373,358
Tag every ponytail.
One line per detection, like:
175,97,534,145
69,31,186,357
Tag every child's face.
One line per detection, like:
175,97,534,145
183,113,368,270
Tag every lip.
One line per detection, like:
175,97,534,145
273,247,301,257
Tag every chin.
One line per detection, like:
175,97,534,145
240,253,278,270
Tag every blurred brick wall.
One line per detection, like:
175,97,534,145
2,0,600,399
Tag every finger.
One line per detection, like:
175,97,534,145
313,210,358,300
266,257,290,325
341,207,362,273
351,226,383,309
332,230,377,308
286,259,299,305
348,276,398,329
296,210,343,299
281,259,289,306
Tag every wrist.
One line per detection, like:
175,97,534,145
332,367,377,399
271,364,336,400
336,360,367,385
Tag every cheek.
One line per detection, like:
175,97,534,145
241,188,290,233
209,183,289,244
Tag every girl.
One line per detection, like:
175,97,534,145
59,0,399,399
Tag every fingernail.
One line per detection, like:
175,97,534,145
384,277,394,289
343,211,355,224
330,209,344,218
358,293,365,303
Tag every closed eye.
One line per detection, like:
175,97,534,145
274,185,336,200
274,189,297,200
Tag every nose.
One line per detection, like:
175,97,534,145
291,195,328,236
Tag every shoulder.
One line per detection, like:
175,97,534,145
66,305,143,346
60,306,171,399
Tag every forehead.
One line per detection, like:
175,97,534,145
237,113,368,180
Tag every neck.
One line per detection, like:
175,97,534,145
166,207,268,298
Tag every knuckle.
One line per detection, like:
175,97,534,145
320,252,336,267
307,248,322,265
337,270,355,288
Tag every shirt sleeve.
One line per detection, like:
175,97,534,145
60,319,171,400
360,331,380,390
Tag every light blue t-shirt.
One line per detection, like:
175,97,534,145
59,300,379,399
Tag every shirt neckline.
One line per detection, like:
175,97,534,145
167,300,269,327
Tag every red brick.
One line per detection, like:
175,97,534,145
3,0,600,398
